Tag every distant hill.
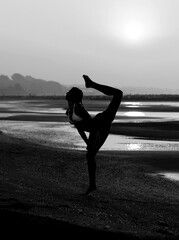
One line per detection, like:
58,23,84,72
0,73,68,96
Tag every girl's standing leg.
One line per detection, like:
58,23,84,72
83,75,123,195
85,150,97,195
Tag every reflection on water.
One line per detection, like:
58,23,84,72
152,172,179,182
123,101,179,107
127,143,142,150
124,111,145,117
162,173,179,181
123,102,142,107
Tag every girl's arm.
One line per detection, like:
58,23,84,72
74,103,91,145
76,126,88,145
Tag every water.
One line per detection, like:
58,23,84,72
0,100,179,152
160,173,179,181
1,99,179,181
151,172,179,182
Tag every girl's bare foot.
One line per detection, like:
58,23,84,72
83,75,94,88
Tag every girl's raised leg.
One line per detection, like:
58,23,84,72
83,75,123,97
83,75,123,122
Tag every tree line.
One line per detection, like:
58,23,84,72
0,94,179,101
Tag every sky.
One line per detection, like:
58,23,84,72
0,0,179,90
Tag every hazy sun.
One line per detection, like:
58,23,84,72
121,21,147,44
108,2,158,46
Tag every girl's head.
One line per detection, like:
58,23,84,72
66,87,83,103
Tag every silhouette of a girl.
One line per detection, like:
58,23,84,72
66,75,123,194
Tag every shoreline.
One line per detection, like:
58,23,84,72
1,111,179,141
0,132,179,239
110,121,179,141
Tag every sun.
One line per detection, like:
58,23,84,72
121,21,147,44
108,3,158,46
111,16,153,46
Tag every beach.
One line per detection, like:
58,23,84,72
0,131,179,239
0,99,179,239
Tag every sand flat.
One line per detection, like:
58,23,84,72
0,132,179,239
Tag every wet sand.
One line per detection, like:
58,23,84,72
111,121,179,141
0,131,179,239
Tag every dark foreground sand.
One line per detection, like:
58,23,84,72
0,132,179,239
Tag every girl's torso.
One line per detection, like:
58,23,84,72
66,103,92,131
